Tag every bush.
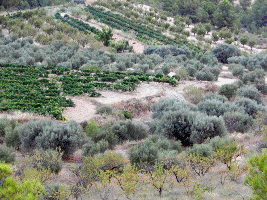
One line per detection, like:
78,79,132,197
85,119,99,137
237,85,263,105
30,149,63,174
234,98,266,117
0,144,15,163
155,109,196,146
223,111,253,133
229,64,245,78
82,139,109,157
212,43,241,63
151,98,197,119
186,143,213,157
218,84,238,100
5,126,20,150
93,151,125,171
96,105,113,115
128,134,182,168
245,149,267,199
203,93,228,103
112,120,148,142
198,99,234,117
18,120,87,157
195,68,215,81
183,85,205,104
190,114,227,144
90,127,119,149
242,69,265,84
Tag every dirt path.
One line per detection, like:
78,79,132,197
62,96,96,122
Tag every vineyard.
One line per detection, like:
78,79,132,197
55,12,101,35
84,6,200,52
0,63,179,119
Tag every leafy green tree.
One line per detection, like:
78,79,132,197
245,149,267,199
196,7,210,23
248,39,256,50
251,0,267,28
96,27,113,46
239,0,251,10
204,23,212,34
240,35,249,46
200,1,216,20
197,27,206,37
0,163,45,199
214,0,236,28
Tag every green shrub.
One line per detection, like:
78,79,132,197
237,85,263,104
128,140,159,167
44,183,68,200
91,127,119,149
123,110,133,120
242,69,265,84
190,114,227,144
218,84,238,100
0,144,15,163
94,151,125,171
203,93,228,103
112,120,148,142
155,109,196,146
229,64,245,78
96,105,113,115
195,68,215,81
234,98,266,117
18,120,87,157
82,139,109,157
198,99,234,117
223,111,253,133
85,119,99,137
212,43,241,63
245,149,267,199
186,143,213,157
151,98,197,119
30,149,63,174
183,85,205,104
5,126,20,150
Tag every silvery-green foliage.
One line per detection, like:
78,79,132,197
241,69,265,84
186,143,213,157
18,120,87,156
198,99,237,117
229,64,245,77
190,114,227,144
151,98,197,120
213,43,241,63
234,97,266,117
237,85,263,104
196,51,218,66
195,68,215,81
111,120,148,142
223,111,253,133
228,56,248,65
203,93,228,103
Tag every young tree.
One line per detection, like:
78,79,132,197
96,27,113,46
212,32,219,43
185,17,192,27
191,26,198,36
245,150,267,199
213,0,236,28
240,35,249,47
204,23,212,34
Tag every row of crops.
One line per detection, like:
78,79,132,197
0,63,179,119
84,6,200,52
55,13,101,35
